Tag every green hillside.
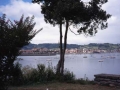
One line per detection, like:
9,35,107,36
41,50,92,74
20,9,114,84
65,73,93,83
22,43,120,50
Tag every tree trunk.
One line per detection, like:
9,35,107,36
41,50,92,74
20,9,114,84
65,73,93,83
56,20,69,75
56,21,63,75
61,21,69,75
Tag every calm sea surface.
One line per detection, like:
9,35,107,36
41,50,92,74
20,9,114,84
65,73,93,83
17,53,120,80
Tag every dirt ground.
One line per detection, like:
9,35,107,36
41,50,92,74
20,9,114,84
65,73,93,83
9,82,120,90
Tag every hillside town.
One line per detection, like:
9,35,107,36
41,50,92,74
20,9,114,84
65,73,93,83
20,47,120,55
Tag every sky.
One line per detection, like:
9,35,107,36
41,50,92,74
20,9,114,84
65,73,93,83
0,0,120,45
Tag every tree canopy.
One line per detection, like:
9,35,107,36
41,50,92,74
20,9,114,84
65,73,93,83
32,0,110,35
32,0,111,75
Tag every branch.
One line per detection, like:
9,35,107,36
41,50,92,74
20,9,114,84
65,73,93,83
69,27,80,35
35,28,43,35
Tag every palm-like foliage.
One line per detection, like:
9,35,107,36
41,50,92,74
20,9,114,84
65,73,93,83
0,14,42,90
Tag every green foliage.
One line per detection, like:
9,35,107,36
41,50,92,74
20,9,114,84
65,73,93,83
75,78,89,85
37,64,47,82
10,62,24,86
9,63,75,85
9,63,95,86
0,14,41,90
61,69,75,82
22,43,120,50
21,64,56,84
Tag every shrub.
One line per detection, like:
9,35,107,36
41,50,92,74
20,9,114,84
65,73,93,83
0,14,41,90
9,63,86,86
37,64,46,82
20,64,75,84
63,69,75,81
10,62,24,86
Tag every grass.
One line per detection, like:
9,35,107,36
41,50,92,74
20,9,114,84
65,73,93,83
9,82,119,90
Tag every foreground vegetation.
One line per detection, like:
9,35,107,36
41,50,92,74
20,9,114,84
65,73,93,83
0,14,41,90
8,63,120,90
8,63,96,87
10,63,75,86
11,63,92,85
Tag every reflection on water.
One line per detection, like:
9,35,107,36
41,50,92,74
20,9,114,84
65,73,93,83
17,53,120,80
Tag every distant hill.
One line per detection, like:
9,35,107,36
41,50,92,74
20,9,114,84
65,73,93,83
22,43,80,50
22,43,120,50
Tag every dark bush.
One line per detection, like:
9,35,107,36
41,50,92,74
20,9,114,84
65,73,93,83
0,14,41,90
18,64,75,85
10,62,24,86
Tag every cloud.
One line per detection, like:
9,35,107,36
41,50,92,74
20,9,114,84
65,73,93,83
0,0,120,44
0,0,41,18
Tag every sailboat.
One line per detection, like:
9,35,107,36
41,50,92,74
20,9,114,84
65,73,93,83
83,48,87,58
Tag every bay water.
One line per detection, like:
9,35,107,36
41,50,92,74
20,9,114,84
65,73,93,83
17,53,120,80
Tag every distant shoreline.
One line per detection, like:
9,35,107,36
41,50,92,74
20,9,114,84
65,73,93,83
19,52,120,56
19,53,57,56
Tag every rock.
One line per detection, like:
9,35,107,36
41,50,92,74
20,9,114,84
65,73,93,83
94,74,120,87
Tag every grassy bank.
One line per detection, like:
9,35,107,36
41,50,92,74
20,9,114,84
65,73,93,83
9,82,119,90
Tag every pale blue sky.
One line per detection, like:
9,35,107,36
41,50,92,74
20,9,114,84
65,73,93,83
0,0,120,45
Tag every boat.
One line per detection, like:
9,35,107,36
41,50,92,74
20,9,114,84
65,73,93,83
98,60,103,62
83,56,87,58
